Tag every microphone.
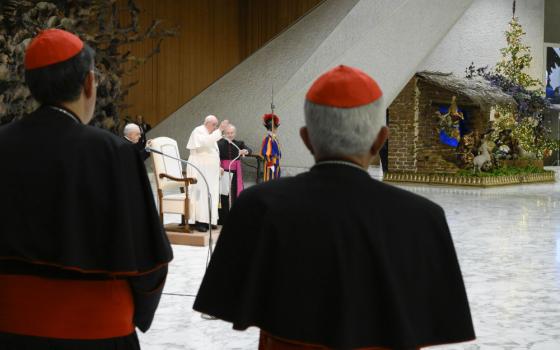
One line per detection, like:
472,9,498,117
226,139,250,159
146,146,216,259
226,139,241,151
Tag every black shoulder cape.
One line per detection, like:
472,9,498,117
218,138,251,160
194,164,475,349
0,106,172,275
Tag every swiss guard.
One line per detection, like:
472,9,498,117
260,113,282,181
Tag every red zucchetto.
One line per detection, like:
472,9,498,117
24,29,84,70
262,113,280,126
306,65,382,108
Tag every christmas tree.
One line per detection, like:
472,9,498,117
494,1,541,89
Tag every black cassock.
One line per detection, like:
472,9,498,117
194,163,475,349
138,121,152,156
0,106,172,349
126,136,150,161
217,138,251,225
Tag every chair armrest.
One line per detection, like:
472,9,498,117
246,154,264,160
159,173,197,184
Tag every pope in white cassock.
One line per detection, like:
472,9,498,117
186,115,229,232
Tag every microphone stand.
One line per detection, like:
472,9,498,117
145,147,215,261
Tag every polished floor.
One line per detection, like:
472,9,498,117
140,167,560,350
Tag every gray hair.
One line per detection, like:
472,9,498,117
204,115,218,124
304,98,385,158
225,124,236,132
123,123,141,136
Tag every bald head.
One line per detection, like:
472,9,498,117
124,123,142,144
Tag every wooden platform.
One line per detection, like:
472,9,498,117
164,224,221,247
383,171,556,187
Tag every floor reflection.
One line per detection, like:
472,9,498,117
141,167,560,349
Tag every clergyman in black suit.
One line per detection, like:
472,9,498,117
194,65,475,349
124,123,150,161
217,124,252,224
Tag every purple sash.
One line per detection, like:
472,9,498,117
221,159,243,197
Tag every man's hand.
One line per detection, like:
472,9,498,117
220,167,224,176
239,149,249,156
219,120,229,132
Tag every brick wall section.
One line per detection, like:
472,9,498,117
388,77,490,174
388,78,418,173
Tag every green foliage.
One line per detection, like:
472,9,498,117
495,17,542,90
464,15,558,161
0,0,176,129
490,107,555,159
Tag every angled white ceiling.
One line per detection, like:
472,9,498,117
150,0,474,168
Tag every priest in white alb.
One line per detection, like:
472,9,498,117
186,115,229,232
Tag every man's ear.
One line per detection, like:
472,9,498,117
370,126,389,156
83,71,95,98
299,127,314,155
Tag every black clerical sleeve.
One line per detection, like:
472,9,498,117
128,265,168,332
133,140,150,161
0,107,172,274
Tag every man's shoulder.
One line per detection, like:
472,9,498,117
74,128,143,170
374,180,445,216
61,125,135,161
240,174,312,202
188,125,207,138
79,125,128,147
193,125,205,133
232,177,302,216
0,113,121,147
239,172,444,217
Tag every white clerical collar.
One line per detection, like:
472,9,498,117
313,160,368,173
47,105,81,124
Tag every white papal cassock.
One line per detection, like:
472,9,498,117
186,125,222,225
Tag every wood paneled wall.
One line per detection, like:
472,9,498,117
119,0,323,127
239,0,325,59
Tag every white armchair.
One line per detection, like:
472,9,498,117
150,137,196,233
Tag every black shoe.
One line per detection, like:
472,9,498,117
211,225,218,229
196,223,208,232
